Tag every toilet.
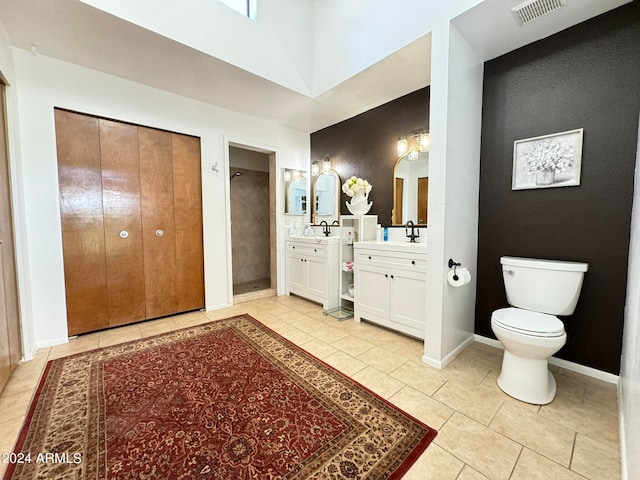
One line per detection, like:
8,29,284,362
491,256,588,405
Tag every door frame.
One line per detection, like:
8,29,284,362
223,137,279,305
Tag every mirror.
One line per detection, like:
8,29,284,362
284,171,307,215
313,170,341,224
392,152,429,225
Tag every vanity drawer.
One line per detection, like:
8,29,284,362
287,242,327,257
355,248,426,272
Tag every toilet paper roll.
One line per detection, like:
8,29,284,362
447,267,471,287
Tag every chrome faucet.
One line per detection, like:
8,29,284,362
320,220,331,237
405,220,420,243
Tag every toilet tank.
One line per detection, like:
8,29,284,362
501,256,588,315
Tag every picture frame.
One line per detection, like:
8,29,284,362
512,128,583,190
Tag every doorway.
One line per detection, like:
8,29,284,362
229,145,276,302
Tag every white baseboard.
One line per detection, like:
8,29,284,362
422,334,475,369
474,334,619,384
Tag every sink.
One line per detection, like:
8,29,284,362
287,235,340,244
356,240,426,253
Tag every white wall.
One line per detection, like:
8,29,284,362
620,117,640,480
11,48,309,354
79,0,314,95
423,21,483,367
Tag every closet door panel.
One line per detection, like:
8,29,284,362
172,133,204,312
55,110,109,335
99,119,146,327
139,127,177,318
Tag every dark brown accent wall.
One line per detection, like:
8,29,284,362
477,2,640,375
310,87,429,226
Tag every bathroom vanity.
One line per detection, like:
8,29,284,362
286,236,340,311
353,241,427,339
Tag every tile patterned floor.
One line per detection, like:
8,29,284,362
0,295,621,479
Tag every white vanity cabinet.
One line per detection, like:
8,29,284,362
353,242,427,339
286,237,340,311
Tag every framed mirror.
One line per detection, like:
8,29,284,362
392,152,429,225
284,171,307,215
312,170,341,224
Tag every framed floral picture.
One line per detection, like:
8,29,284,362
512,128,583,190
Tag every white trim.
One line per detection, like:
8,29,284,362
474,334,620,384
619,380,628,480
422,334,475,369
36,336,69,349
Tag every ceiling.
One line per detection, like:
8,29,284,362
0,0,631,133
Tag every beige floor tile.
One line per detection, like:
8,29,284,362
351,366,405,399
490,402,576,467
403,443,464,480
0,415,24,473
330,334,376,357
0,389,34,423
292,319,349,343
511,448,586,480
0,363,45,398
48,333,100,360
480,372,542,414
388,386,454,430
571,433,621,480
539,394,619,450
393,338,425,361
138,317,179,337
433,379,504,426
275,309,310,324
435,412,522,480
357,345,407,374
457,465,491,479
322,351,367,376
299,339,339,359
455,343,504,372
390,360,447,396
98,324,142,348
276,327,316,345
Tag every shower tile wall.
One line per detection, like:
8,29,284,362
230,167,270,288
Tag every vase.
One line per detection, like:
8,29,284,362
535,170,555,186
346,190,372,215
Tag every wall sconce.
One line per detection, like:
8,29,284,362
311,161,319,176
323,156,331,172
284,169,292,182
397,130,430,160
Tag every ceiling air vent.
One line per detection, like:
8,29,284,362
512,0,568,26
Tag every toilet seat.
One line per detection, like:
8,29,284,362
492,308,565,338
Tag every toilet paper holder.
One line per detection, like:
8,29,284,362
448,259,462,281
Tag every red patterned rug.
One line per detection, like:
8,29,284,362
4,315,436,479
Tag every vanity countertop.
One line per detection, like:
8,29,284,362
287,235,340,245
356,240,427,254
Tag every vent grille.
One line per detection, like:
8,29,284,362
512,0,567,26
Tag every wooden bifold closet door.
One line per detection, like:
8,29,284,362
55,109,204,336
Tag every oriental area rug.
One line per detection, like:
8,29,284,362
4,315,436,479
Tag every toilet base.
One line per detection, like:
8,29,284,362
497,350,557,405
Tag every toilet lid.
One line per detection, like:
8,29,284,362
492,308,565,337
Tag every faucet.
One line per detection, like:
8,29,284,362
405,220,420,243
320,220,330,237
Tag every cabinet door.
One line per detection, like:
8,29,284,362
287,253,306,290
390,269,426,335
139,127,178,319
354,264,390,317
305,256,327,298
56,110,110,336
99,119,146,327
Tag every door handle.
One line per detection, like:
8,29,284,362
120,231,128,238
156,229,164,237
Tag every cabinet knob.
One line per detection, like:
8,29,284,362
390,275,394,279
368,256,372,260
156,229,164,237
119,231,128,239
411,260,416,265
385,274,388,278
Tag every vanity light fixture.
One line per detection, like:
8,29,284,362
311,161,319,176
323,156,331,172
397,130,430,160
397,136,408,157
284,169,292,182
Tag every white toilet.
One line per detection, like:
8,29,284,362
491,256,588,405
